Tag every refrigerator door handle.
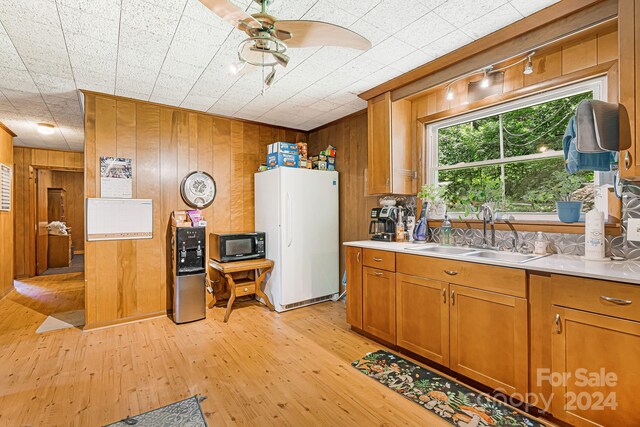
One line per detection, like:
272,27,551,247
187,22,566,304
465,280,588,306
286,192,293,247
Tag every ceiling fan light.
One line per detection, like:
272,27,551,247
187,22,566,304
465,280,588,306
265,68,276,87
229,60,246,75
272,51,290,68
523,56,534,75
37,123,55,135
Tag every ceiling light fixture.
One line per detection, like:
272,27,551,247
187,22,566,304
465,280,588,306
265,67,276,87
446,86,454,101
37,123,55,135
233,34,289,94
523,54,534,75
229,58,246,75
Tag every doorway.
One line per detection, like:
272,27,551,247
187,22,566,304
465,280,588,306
34,168,84,276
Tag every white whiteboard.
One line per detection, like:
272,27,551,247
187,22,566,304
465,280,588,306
86,198,153,241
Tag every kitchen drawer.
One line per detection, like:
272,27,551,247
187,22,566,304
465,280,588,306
551,274,640,322
363,248,396,271
396,253,526,298
235,283,256,297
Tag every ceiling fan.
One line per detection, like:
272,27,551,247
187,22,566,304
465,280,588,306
199,0,372,91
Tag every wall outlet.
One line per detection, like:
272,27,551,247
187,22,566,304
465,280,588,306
628,218,640,242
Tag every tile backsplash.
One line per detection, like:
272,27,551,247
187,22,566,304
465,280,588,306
381,181,640,260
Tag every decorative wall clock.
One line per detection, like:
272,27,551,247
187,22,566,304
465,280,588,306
180,171,216,208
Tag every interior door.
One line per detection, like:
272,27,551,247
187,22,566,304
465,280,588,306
396,274,449,367
36,169,52,275
551,307,640,426
449,284,528,397
279,168,339,305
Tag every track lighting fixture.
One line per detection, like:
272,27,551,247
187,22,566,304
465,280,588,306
523,54,534,75
446,86,454,101
272,51,290,68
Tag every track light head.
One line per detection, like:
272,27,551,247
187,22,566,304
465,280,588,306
446,86,454,101
229,59,246,75
523,55,534,75
272,51,289,68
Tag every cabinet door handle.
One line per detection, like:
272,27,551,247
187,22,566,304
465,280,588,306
444,270,458,276
450,290,455,306
356,251,360,263
600,296,632,305
442,288,446,304
373,257,383,262
555,313,562,334
625,151,632,170
374,272,384,277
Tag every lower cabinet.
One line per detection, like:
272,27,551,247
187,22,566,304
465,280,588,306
449,284,528,396
551,307,640,426
396,273,450,367
363,266,396,344
345,247,363,329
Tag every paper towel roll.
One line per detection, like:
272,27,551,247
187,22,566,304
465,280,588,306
584,208,605,260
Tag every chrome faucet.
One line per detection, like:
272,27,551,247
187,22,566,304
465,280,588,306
481,203,496,249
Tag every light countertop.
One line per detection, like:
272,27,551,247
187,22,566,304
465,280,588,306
344,240,640,286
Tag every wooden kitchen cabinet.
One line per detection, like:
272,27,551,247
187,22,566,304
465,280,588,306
449,284,528,397
346,247,363,329
618,0,640,179
551,307,640,426
367,92,416,195
363,266,396,344
396,274,449,366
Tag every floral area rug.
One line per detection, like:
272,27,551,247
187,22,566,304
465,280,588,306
353,350,544,427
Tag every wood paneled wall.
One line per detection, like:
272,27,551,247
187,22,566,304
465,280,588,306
409,25,619,186
308,111,378,285
13,147,83,278
50,171,84,253
83,93,306,328
0,124,14,299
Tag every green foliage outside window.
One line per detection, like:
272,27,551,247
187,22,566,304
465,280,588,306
436,91,594,213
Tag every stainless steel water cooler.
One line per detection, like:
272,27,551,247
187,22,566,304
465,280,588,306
172,226,206,324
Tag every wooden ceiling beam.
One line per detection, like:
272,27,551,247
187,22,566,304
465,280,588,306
358,0,617,102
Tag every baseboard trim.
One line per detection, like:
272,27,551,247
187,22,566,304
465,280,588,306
83,311,167,331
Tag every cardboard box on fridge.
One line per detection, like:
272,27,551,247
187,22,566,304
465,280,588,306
267,152,299,169
171,210,191,227
268,142,299,154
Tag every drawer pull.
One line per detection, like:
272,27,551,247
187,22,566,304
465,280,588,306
555,313,562,334
374,272,384,277
442,288,446,304
244,288,249,292
444,270,458,276
451,290,455,306
373,257,383,262
600,296,632,305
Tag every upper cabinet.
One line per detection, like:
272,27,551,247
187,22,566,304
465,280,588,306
619,0,640,179
367,92,416,195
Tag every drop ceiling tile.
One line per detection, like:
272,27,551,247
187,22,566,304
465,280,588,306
115,88,151,100
394,11,456,49
66,32,118,63
434,0,509,27
116,77,156,96
117,45,166,73
327,0,381,16
421,29,473,58
246,0,316,20
148,95,182,107
0,0,61,28
510,0,559,16
362,0,431,33
56,0,121,21
0,67,38,92
173,15,229,48
391,49,435,73
309,99,342,113
58,4,120,43
348,19,390,47
302,1,359,28
30,73,77,93
362,36,416,65
118,25,174,57
121,0,183,37
464,3,522,40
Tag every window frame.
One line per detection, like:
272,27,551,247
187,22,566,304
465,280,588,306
425,77,608,220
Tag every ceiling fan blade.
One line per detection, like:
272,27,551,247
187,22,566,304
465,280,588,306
199,0,262,31
273,20,371,50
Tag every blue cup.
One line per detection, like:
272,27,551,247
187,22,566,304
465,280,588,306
556,201,583,223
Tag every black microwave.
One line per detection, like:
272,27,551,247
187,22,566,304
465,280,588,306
209,232,266,262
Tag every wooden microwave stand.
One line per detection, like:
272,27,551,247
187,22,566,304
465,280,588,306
207,258,275,322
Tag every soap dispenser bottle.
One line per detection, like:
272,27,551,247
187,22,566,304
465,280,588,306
441,214,452,246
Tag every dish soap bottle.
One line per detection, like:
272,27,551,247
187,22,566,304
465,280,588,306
441,214,452,246
534,232,547,255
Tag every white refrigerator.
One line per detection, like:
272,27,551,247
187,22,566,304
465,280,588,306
255,167,339,312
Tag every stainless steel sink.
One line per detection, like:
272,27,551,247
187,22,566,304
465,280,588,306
465,251,545,263
406,246,477,256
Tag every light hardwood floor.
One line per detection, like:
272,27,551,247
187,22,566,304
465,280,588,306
0,274,518,426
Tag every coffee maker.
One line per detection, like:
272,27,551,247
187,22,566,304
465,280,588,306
370,206,398,241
